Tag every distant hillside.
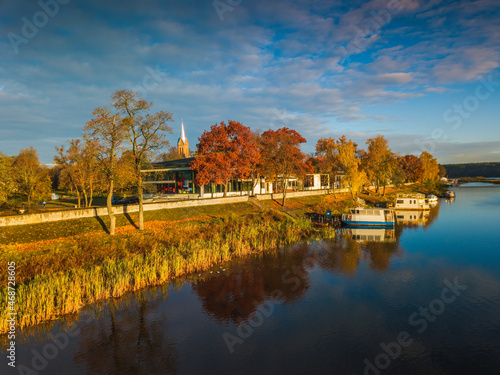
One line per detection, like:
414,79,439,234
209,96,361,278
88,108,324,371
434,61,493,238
442,162,500,178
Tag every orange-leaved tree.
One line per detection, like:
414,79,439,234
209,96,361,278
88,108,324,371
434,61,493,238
420,151,440,183
12,147,51,210
336,136,367,199
398,154,423,183
260,127,312,207
362,135,397,195
190,121,260,196
84,106,127,235
112,90,173,231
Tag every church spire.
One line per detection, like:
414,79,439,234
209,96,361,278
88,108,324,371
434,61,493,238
177,118,189,158
180,118,186,142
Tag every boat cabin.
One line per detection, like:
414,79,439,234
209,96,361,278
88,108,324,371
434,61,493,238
394,193,430,210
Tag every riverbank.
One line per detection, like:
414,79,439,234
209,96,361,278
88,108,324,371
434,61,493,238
0,210,325,334
0,184,434,334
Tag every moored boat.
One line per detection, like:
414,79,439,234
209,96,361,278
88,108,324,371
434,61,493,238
341,207,395,227
394,193,430,210
445,190,455,198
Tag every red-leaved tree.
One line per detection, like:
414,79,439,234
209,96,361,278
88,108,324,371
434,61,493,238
190,121,260,196
260,127,312,207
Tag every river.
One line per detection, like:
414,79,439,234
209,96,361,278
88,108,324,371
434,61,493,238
3,184,500,375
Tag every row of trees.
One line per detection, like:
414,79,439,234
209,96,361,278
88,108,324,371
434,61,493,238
190,127,444,205
316,135,444,197
1,89,445,235
191,123,313,206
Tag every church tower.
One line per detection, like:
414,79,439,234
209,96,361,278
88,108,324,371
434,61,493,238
177,119,190,158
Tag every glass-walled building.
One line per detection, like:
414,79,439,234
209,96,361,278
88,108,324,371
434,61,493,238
142,157,333,198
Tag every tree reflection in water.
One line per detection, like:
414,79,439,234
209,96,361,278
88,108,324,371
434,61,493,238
193,226,409,324
73,290,178,375
192,245,312,324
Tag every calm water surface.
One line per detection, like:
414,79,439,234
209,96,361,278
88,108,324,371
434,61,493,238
3,184,500,375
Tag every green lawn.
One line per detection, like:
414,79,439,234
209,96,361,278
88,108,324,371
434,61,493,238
0,202,259,245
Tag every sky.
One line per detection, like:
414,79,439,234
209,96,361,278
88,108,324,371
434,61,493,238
0,0,499,164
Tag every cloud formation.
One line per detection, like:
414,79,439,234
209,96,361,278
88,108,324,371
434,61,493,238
0,0,499,163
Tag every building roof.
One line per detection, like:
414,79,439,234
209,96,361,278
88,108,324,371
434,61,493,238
151,157,195,169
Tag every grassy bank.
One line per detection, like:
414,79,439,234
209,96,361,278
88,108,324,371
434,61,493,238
0,211,317,334
0,201,260,245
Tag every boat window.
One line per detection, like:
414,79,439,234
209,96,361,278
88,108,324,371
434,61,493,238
357,210,359,214
397,200,404,204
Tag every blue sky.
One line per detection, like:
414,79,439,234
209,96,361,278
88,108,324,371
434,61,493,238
1,0,499,164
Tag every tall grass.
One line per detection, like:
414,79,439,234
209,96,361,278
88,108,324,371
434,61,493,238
0,212,315,334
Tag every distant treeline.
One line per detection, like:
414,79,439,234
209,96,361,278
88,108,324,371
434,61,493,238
442,162,500,178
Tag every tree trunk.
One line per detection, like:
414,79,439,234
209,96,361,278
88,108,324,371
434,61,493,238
282,177,287,207
82,188,88,208
108,179,116,235
138,177,144,230
223,180,228,197
89,180,94,207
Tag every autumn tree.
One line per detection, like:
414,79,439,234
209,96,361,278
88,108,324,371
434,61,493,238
112,90,173,230
362,135,397,195
55,139,101,208
335,136,367,199
260,127,312,206
115,150,137,196
12,147,51,210
154,147,183,162
398,154,423,182
438,164,447,178
315,137,340,186
0,152,14,203
191,121,260,197
420,151,440,183
84,107,128,235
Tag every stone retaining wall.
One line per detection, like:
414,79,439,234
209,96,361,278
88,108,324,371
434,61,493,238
0,183,409,227
0,196,249,227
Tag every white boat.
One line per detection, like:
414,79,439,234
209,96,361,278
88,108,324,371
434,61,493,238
394,193,430,210
341,207,395,227
342,227,396,242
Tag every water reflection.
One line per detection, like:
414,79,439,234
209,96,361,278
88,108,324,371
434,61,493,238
341,227,396,242
192,246,312,324
73,292,178,375
395,204,440,228
193,226,409,325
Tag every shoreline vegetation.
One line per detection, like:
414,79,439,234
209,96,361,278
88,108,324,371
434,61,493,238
0,184,438,335
0,208,320,335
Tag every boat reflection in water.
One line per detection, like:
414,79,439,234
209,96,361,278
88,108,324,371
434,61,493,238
341,226,396,242
395,210,430,226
